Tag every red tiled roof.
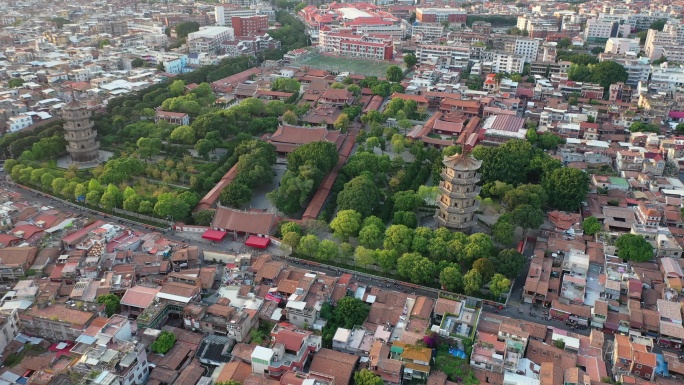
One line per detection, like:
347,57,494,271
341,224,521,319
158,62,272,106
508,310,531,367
309,348,359,385
274,329,307,351
212,207,277,235
120,285,161,308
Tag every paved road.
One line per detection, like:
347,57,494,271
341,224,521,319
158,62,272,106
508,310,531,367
4,177,596,338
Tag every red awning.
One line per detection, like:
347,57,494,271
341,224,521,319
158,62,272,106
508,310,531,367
202,229,227,241
246,235,270,249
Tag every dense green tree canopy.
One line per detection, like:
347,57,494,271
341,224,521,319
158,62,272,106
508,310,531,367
272,78,301,93
336,174,382,218
151,331,176,354
489,274,511,299
491,218,516,246
440,266,463,292
490,249,526,279
383,225,414,254
582,216,602,236
354,370,384,385
511,204,545,235
175,21,200,39
543,167,589,211
615,234,654,262
96,294,120,317
403,53,417,68
463,270,483,295
330,209,363,240
386,65,403,82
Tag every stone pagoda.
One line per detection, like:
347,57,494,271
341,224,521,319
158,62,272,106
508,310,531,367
435,153,482,233
62,99,100,164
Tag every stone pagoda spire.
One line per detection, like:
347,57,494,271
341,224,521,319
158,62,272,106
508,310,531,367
435,152,482,233
62,98,100,164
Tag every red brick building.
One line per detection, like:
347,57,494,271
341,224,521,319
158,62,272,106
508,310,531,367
232,15,268,37
415,8,466,26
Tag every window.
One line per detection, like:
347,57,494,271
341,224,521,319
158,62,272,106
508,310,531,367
636,364,642,369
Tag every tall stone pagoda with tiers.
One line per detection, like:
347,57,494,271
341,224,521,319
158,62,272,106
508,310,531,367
62,99,100,164
435,152,482,233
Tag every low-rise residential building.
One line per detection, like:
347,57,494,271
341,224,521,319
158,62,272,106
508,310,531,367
22,304,97,341
154,110,190,125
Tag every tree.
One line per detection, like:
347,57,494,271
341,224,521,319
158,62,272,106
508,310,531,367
8,78,23,88
471,140,536,186
96,294,120,317
154,193,190,220
615,234,654,262
384,225,414,254
219,182,252,207
282,110,298,125
462,233,495,266
463,270,483,295
386,65,403,82
489,274,511,299
169,79,186,96
175,21,200,39
591,46,604,55
375,249,398,273
131,58,145,68
337,174,382,218
473,258,495,281
490,249,526,279
553,339,565,349
358,225,384,249
397,253,435,284
392,211,418,228
330,209,363,240
503,183,548,210
393,190,422,212
316,239,339,262
440,266,463,292
557,38,571,49
492,218,516,246
650,19,667,31
629,122,660,133
334,113,350,132
466,75,484,90
194,139,215,157
354,369,384,385
675,123,684,134
348,84,361,96
588,61,629,91
272,78,301,93
543,167,589,211
150,331,176,354
361,110,385,125
170,125,196,144
334,297,370,329
282,232,302,251
192,210,214,226
298,234,320,257
281,221,303,236
403,53,417,68
582,216,602,236
354,246,375,268
434,354,478,384
511,204,545,236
